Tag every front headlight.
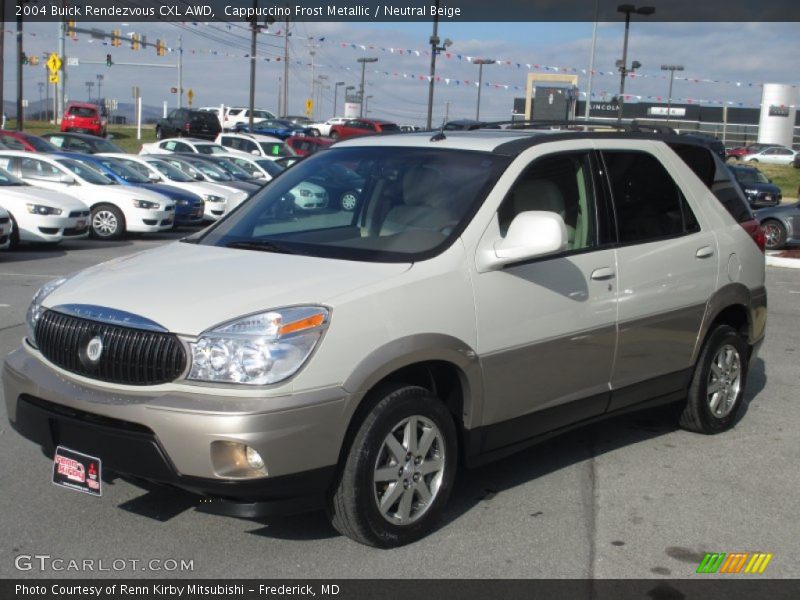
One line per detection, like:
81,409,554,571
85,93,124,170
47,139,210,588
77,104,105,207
133,199,161,209
744,189,758,196
25,277,68,348
176,199,189,206
187,306,329,385
26,204,63,216
204,194,224,203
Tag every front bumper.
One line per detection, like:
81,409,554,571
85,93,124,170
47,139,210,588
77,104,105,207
3,346,350,511
126,207,175,233
25,215,90,243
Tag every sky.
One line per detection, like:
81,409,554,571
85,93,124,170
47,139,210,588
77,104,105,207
2,19,799,126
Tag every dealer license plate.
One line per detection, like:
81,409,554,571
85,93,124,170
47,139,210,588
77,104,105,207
52,446,102,497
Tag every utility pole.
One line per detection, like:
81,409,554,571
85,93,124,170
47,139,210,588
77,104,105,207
333,81,344,118
16,11,24,130
282,16,290,117
661,64,684,124
584,0,599,120
278,77,282,117
357,57,378,118
425,0,452,129
248,0,258,131
0,0,4,124
96,74,104,103
59,18,66,123
178,35,183,108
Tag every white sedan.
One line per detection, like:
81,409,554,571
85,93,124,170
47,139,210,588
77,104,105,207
0,167,90,247
308,117,348,137
0,151,175,240
742,146,798,166
99,153,248,222
140,137,253,158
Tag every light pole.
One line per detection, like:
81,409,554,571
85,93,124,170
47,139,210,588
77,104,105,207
37,82,44,119
426,0,453,130
616,4,655,121
473,59,495,121
85,81,94,101
660,64,684,124
96,74,104,103
333,81,345,118
365,95,373,115
357,57,378,118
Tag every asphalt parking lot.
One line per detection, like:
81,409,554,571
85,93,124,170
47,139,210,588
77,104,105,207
1,235,799,579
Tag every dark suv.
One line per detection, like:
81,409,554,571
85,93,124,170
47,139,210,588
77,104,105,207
156,109,221,141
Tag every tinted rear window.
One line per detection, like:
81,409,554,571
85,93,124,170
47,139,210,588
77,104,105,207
190,112,220,126
669,142,753,224
68,106,98,117
379,124,400,132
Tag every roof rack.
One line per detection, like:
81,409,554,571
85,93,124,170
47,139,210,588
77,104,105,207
472,119,677,135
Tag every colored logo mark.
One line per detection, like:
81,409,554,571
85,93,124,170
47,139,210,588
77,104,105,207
696,552,773,574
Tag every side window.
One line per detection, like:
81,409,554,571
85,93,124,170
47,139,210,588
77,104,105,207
20,158,62,180
219,136,233,148
498,152,598,252
241,140,257,153
167,110,179,121
603,151,698,244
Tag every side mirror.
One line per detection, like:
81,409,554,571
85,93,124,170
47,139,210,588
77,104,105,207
59,174,76,185
251,149,260,155
149,174,161,182
253,171,266,179
481,211,567,270
194,173,204,181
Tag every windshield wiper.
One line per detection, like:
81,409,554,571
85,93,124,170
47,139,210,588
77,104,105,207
226,239,295,254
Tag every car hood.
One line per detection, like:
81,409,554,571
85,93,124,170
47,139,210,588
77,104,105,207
139,183,202,204
44,241,411,335
0,186,88,210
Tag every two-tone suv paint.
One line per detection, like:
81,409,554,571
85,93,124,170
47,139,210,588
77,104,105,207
3,126,766,548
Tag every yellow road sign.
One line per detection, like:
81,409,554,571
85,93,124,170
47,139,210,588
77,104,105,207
47,53,62,74
49,73,60,84
305,98,313,116
187,88,194,106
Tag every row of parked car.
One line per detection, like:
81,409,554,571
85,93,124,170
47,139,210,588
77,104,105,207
726,142,800,167
0,128,312,250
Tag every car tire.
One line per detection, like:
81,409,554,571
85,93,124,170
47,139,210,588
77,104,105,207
761,219,787,250
679,324,749,435
330,131,339,140
328,385,458,548
155,127,163,140
340,190,359,211
91,204,125,240
8,214,20,249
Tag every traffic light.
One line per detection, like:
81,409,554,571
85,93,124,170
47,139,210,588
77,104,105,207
112,29,121,48
131,33,140,51
66,20,77,40
106,53,112,67
156,39,165,57
20,51,28,65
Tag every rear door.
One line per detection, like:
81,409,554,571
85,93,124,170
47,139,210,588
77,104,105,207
598,143,717,411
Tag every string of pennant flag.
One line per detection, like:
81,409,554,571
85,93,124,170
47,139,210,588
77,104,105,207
8,25,795,108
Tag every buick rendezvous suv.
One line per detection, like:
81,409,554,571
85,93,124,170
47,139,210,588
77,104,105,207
3,125,766,547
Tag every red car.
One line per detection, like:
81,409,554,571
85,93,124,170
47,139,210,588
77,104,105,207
329,118,400,140
286,135,334,156
60,102,107,137
726,143,773,161
0,130,58,152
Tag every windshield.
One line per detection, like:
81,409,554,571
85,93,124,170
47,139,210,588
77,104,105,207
213,158,257,180
195,144,229,155
89,138,124,153
197,147,509,262
0,167,27,186
92,158,151,183
56,159,114,185
259,141,293,157
256,159,285,177
23,135,59,152
183,160,232,181
734,169,770,185
145,159,195,182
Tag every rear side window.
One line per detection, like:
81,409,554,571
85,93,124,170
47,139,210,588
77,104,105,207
0,134,25,150
670,142,753,224
68,106,97,118
602,151,700,244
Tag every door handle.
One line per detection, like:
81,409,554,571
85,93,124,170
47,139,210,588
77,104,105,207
591,267,615,281
696,246,714,259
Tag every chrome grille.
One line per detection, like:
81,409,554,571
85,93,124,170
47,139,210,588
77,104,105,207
35,310,186,385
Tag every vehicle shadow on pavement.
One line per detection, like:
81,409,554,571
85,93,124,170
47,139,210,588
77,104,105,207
113,359,767,542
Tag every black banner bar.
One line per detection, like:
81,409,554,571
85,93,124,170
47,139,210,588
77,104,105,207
4,579,800,600
6,0,800,23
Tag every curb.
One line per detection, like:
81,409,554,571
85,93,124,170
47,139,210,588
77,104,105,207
766,254,800,269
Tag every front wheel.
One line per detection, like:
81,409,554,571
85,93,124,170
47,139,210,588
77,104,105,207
330,131,339,140
329,385,458,547
679,325,749,434
762,219,787,250
91,204,125,240
340,190,359,211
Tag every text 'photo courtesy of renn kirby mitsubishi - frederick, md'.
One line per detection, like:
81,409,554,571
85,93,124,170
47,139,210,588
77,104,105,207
1,0,800,599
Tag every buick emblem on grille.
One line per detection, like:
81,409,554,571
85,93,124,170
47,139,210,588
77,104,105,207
85,336,104,364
